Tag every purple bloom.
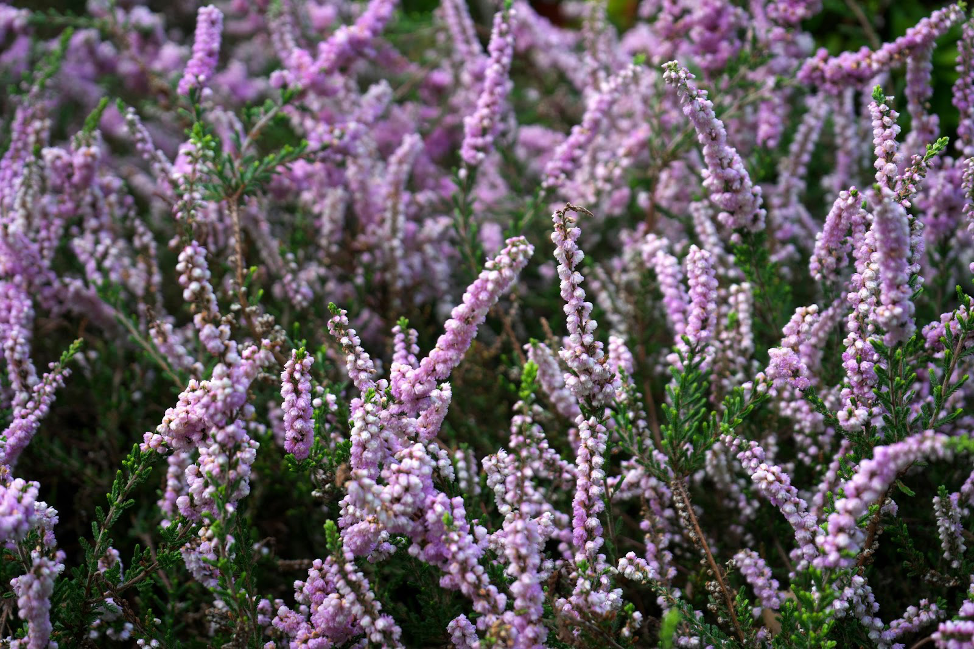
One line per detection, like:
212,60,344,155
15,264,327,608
799,3,965,93
281,349,314,461
2,355,73,468
682,245,718,352
685,0,747,78
176,241,231,358
870,88,903,191
460,7,516,168
177,6,223,96
380,134,423,296
438,0,483,75
551,205,614,408
314,0,399,77
817,431,951,569
565,416,622,618
416,384,451,442
643,235,689,338
934,579,974,648
771,94,829,244
870,186,915,345
883,600,943,645
954,20,974,156
824,89,860,196
0,476,38,544
447,614,478,648
662,61,766,232
810,188,867,282
570,416,608,566
500,514,547,646
903,46,939,162
327,306,378,394
839,202,880,431
0,281,37,409
766,0,822,26
762,305,819,390
728,435,818,571
11,550,64,649
934,491,966,569
525,341,581,421
272,548,402,647
122,106,172,181
393,236,533,406
733,549,781,617
542,64,639,192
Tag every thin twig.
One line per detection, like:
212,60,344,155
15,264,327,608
843,0,882,50
112,308,183,387
227,196,288,366
239,103,285,156
138,531,172,590
673,480,746,644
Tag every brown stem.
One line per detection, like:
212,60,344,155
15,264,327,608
910,635,934,649
672,480,746,644
228,196,248,307
772,535,794,575
857,504,886,570
393,59,442,101
0,600,10,641
227,197,288,366
842,0,882,50
100,579,160,647
239,104,285,157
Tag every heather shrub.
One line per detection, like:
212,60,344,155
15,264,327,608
1,0,974,647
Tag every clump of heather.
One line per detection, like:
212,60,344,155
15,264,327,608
2,0,974,647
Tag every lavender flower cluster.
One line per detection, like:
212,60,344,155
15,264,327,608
1,0,974,647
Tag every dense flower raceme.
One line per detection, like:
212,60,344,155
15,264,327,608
2,0,974,648
459,5,516,169
178,6,225,96
281,349,314,461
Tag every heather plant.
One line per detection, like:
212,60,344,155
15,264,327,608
2,0,974,647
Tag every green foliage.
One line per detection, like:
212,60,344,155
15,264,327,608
776,570,837,649
80,97,109,140
732,231,792,352
658,606,681,648
519,360,539,402
55,444,164,646
451,166,484,279
657,342,715,476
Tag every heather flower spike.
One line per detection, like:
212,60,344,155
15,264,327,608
799,3,966,93
871,186,916,345
551,204,615,408
281,349,314,461
662,61,766,232
394,236,534,406
178,6,224,96
542,64,639,192
460,4,516,168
